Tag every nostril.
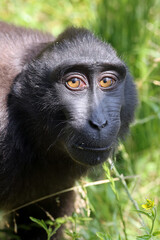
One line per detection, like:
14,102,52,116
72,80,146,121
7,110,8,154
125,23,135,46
101,120,108,128
89,119,108,130
89,120,98,129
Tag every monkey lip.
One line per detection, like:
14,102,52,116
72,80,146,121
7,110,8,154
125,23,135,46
73,144,112,152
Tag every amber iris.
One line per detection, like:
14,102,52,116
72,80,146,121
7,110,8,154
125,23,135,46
67,78,80,88
66,74,87,90
99,77,115,88
65,73,117,90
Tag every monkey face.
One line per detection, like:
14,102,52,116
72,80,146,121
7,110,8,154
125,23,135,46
52,63,125,166
9,28,137,167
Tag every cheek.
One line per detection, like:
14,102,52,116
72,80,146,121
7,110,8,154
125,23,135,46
59,94,89,128
68,104,88,126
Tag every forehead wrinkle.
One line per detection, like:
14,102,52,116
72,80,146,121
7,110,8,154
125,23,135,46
50,59,126,74
55,45,117,61
44,38,126,75
48,36,118,60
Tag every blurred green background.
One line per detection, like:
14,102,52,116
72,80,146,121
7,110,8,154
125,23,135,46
0,0,160,239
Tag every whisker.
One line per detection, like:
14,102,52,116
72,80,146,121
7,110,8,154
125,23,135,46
47,128,65,152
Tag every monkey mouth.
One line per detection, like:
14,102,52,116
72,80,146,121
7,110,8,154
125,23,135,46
73,144,112,152
66,142,114,166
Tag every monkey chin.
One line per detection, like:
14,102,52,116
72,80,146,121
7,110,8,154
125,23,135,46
66,144,113,166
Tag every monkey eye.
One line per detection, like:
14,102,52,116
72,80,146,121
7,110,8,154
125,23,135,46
65,74,87,91
99,74,117,89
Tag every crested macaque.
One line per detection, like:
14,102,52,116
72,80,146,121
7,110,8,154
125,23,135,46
0,22,137,239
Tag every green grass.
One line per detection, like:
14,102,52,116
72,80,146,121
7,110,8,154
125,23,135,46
0,0,160,239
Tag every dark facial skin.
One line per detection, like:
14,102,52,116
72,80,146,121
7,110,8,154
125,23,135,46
52,62,126,166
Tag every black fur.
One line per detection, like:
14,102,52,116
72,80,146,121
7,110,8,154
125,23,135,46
0,22,137,239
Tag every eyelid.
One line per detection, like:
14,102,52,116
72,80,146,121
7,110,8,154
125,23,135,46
65,72,88,82
64,72,88,91
100,71,119,79
98,72,119,90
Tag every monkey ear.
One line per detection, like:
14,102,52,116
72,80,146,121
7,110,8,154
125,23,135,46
119,71,138,139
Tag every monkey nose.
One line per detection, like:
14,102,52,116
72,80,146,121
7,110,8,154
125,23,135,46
88,119,108,130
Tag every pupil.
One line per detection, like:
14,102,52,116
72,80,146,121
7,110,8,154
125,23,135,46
103,79,107,83
72,78,77,84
